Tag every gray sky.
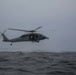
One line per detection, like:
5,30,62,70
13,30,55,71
0,0,76,52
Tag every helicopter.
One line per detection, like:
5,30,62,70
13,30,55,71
0,26,49,45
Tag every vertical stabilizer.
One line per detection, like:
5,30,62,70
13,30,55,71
0,31,9,42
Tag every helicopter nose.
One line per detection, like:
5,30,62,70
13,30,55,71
46,37,49,39
43,36,49,39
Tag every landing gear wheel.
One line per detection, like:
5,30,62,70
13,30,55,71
10,42,13,46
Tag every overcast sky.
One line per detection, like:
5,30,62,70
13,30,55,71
0,0,76,52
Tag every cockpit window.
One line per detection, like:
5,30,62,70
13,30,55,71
21,35,26,38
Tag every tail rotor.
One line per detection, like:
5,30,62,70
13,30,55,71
3,30,6,34
0,30,6,38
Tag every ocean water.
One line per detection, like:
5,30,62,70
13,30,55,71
0,52,76,75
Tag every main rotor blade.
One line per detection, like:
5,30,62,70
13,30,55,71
28,26,42,32
34,26,42,31
8,28,29,32
8,26,42,32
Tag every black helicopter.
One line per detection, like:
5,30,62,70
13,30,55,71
0,26,49,45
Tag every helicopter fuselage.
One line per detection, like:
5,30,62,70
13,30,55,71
1,26,49,45
3,33,49,43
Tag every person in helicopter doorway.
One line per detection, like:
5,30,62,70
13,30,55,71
30,34,38,42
